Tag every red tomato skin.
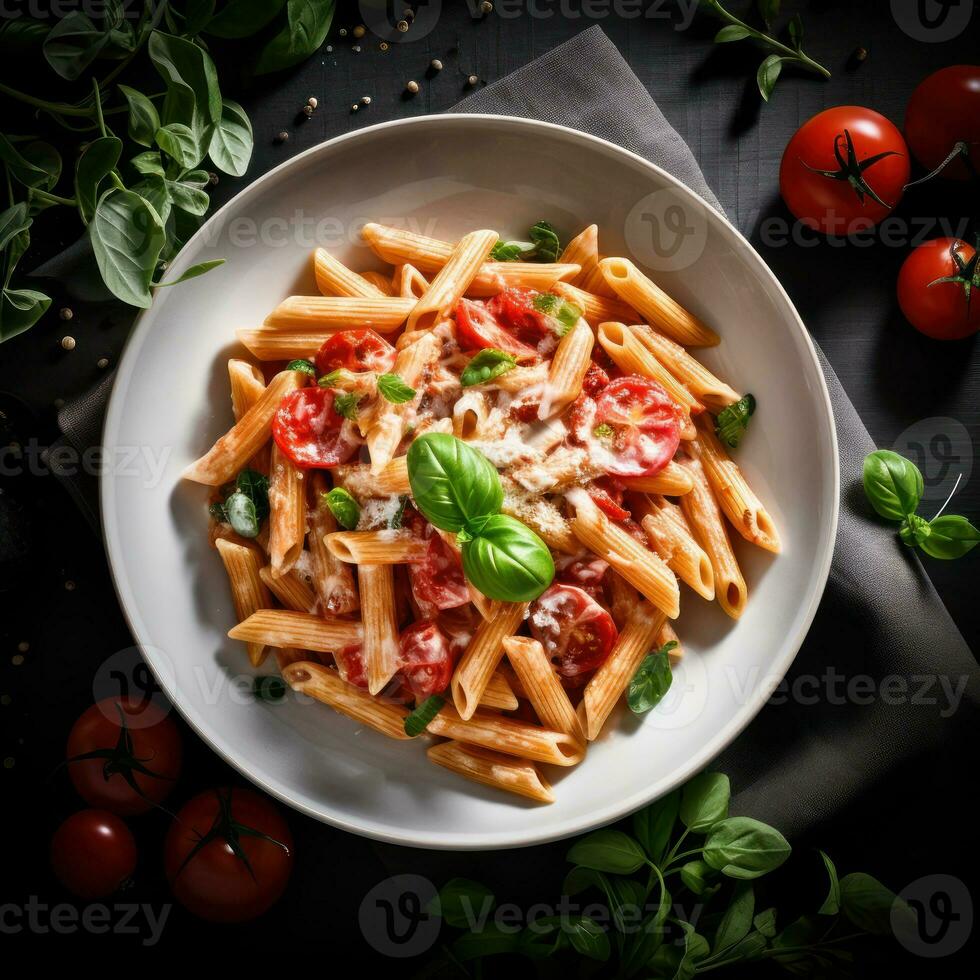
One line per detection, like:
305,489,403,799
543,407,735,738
334,643,368,688
404,511,471,616
897,238,980,340
779,107,910,234
314,329,396,375
399,620,456,699
587,478,630,521
271,387,359,469
529,584,619,678
66,697,182,816
164,788,293,924
50,810,137,900
487,288,553,345
905,66,980,181
454,298,538,359
555,555,609,603
582,361,610,397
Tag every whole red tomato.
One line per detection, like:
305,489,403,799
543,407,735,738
164,788,293,923
897,237,980,340
50,809,138,899
66,696,182,815
780,107,910,234
905,66,980,180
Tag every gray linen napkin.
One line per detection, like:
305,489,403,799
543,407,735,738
57,26,976,840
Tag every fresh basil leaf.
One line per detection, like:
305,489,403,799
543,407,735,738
166,178,210,216
532,292,582,336
130,175,172,227
839,872,903,935
154,259,225,287
389,496,409,529
627,642,676,714
632,789,680,864
452,922,522,961
252,675,286,701
118,85,161,147
754,907,778,937
333,391,361,420
74,137,123,225
0,287,50,343
680,771,730,833
377,373,416,404
285,358,316,376
0,204,31,256
703,817,791,880
680,859,714,895
407,433,504,533
208,500,227,522
0,18,49,58
130,151,166,177
254,0,335,75
323,487,359,531
43,11,110,80
715,24,752,42
621,885,671,975
674,920,710,979
566,829,647,875
563,867,644,935
206,0,288,38
404,694,444,737
916,514,980,559
90,189,166,308
862,450,924,521
818,850,841,915
317,369,342,388
156,123,201,170
788,12,804,49
489,240,531,261
460,348,517,387
236,469,269,520
208,99,253,178
0,134,50,191
528,220,561,262
461,513,554,602
714,881,755,954
224,491,260,538
430,878,495,928
757,54,785,102
565,916,610,961
715,394,756,448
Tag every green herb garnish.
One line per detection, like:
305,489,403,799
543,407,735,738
317,369,343,388
252,676,287,702
715,394,756,448
286,358,317,376
532,293,583,336
333,391,361,420
404,695,445,737
322,487,360,531
488,220,562,263
377,373,416,404
389,495,409,529
460,348,518,387
627,641,676,714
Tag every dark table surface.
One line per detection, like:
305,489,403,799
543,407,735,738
1,0,976,962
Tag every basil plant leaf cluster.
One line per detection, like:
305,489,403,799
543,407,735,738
407,433,554,602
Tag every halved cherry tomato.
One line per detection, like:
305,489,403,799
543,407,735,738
582,361,610,397
404,510,470,616
487,288,554,345
399,620,456,699
780,106,910,234
529,584,618,678
314,329,396,375
164,788,293,923
593,377,682,478
555,554,609,603
905,66,980,181
50,809,137,899
897,237,980,340
334,644,368,688
271,387,359,468
66,696,182,816
454,298,538,359
587,478,630,521
438,606,481,659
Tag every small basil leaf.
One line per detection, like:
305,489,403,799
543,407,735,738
285,358,316,376
333,392,361,420
715,24,752,42
818,850,841,915
627,642,676,714
714,881,755,954
208,99,253,178
632,789,680,864
236,468,269,521
460,348,517,387
254,0,335,75
757,53,784,102
404,694,444,737
323,487,359,531
1,287,50,342
680,771,730,833
252,675,286,701
389,496,408,529
461,514,554,602
156,123,200,170
862,450,924,521
154,259,224,288
566,829,647,874
565,916,610,961
489,240,530,261
317,369,342,388
430,878,495,928
715,394,756,448
532,293,582,336
754,907,778,938
407,433,504,533
703,816,791,880
118,85,161,147
839,872,904,935
528,220,561,262
680,859,714,896
74,136,122,225
224,491,260,538
918,514,980,559
377,372,416,404
130,151,165,177
42,11,110,81
166,178,210,216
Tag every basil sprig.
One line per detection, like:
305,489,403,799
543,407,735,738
404,694,445,737
333,392,361,420
863,450,979,559
377,373,416,404
715,394,756,448
322,488,359,531
489,220,562,263
460,348,517,388
285,358,316,376
532,293,583,336
210,468,269,538
627,641,676,714
407,433,554,602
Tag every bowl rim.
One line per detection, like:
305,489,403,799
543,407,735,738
101,113,840,849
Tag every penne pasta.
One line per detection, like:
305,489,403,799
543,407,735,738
359,270,395,295
259,564,316,612
307,472,359,615
599,256,720,347
538,317,594,420
313,247,386,298
618,459,694,496
263,295,415,333
229,609,362,652
227,358,270,473
679,455,747,619
358,563,401,695
558,224,601,289
325,529,428,564
216,538,273,667
551,280,638,329
502,636,583,738
393,263,430,299
639,497,715,601
481,670,520,711
268,442,307,576
427,741,554,803
332,457,410,497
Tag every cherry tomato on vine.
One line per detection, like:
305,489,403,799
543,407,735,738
50,809,137,899
164,788,293,923
66,696,182,815
905,66,980,181
897,237,980,340
780,107,910,234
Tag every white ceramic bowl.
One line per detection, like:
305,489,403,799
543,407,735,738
102,115,838,849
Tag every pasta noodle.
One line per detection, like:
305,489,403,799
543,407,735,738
216,538,273,666
313,247,386,298
427,742,554,803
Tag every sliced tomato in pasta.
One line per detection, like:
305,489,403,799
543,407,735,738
334,644,367,689
314,329,396,375
271,387,360,468
398,620,456,700
582,360,610,397
587,478,630,521
487,288,554,345
404,510,471,616
555,554,609,603
454,298,538,359
529,583,618,678
593,376,682,478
